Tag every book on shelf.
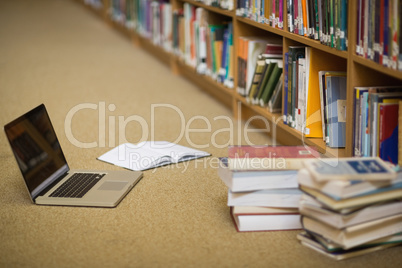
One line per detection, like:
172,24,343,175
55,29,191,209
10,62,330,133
270,0,284,28
218,24,230,83
134,0,173,50
318,71,346,145
297,168,402,200
260,43,283,58
357,0,401,69
325,72,347,147
300,213,402,249
219,0,234,10
237,37,281,96
287,0,294,33
228,188,303,208
172,9,184,56
353,87,369,157
162,3,173,52
227,145,321,171
251,58,282,105
237,37,268,96
297,231,402,260
211,22,233,85
151,2,161,46
399,101,402,167
247,58,267,103
267,73,283,113
184,3,196,67
85,0,103,10
218,157,298,192
209,25,225,80
224,22,234,87
195,7,209,74
283,51,289,124
258,59,283,107
243,43,283,104
231,206,301,232
368,90,402,158
352,87,402,159
285,46,306,129
299,194,402,229
379,102,399,164
302,157,397,182
235,0,281,24
318,70,328,143
304,48,346,138
98,141,210,171
173,4,234,87
285,46,347,137
295,57,307,133
285,0,347,51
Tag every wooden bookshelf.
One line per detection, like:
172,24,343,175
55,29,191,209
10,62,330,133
78,0,401,158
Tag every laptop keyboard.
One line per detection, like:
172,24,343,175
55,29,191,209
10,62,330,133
49,173,105,198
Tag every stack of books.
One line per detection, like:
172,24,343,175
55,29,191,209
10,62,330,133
218,145,320,232
297,157,402,260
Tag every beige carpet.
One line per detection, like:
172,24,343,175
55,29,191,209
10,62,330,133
0,0,400,267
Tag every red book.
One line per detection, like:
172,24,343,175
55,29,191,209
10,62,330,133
379,103,399,164
227,145,320,170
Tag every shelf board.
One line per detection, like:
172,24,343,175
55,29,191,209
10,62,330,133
181,0,234,18
175,59,234,108
352,54,402,80
236,94,280,122
106,18,134,40
235,95,344,157
83,3,105,19
276,120,346,157
133,35,173,66
236,16,348,59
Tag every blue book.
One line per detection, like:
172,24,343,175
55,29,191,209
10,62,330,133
326,74,347,148
224,23,233,83
361,92,369,156
353,87,369,156
218,27,229,84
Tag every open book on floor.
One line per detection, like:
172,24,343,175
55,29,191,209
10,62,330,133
98,141,210,171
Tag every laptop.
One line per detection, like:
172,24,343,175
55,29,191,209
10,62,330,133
4,104,143,207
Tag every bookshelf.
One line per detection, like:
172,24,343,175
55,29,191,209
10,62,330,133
79,0,402,159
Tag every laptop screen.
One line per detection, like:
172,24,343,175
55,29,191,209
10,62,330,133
4,104,69,199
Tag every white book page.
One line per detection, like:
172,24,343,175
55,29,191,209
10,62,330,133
98,141,210,171
149,141,210,162
98,142,170,171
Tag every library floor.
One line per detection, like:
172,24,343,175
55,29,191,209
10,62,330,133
0,0,400,267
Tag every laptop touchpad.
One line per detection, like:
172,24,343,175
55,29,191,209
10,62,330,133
98,181,128,191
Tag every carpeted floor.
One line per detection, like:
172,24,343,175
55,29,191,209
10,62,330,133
0,0,400,267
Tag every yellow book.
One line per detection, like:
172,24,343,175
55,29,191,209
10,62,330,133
305,48,346,137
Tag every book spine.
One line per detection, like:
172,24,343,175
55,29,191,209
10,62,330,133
399,101,402,166
284,52,289,124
